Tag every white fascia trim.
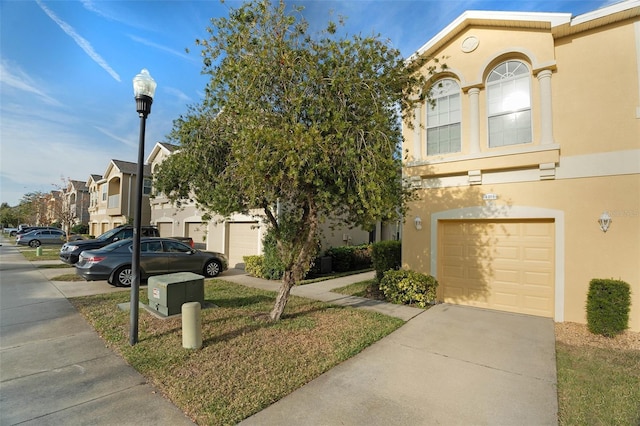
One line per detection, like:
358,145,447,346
571,0,640,26
430,205,565,322
407,143,560,167
410,11,571,60
636,21,640,118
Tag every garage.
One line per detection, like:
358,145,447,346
227,222,260,269
186,222,207,249
157,222,172,238
438,219,555,318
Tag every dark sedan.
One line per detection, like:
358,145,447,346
75,237,228,287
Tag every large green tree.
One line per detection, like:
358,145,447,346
155,0,433,320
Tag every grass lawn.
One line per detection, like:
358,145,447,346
556,341,640,425
17,246,63,261
70,279,404,425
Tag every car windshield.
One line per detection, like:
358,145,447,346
96,227,124,241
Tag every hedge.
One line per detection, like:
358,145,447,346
586,278,631,337
380,270,438,308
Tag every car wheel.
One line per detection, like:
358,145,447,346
113,265,133,287
204,260,222,277
10,231,16,237
29,240,41,248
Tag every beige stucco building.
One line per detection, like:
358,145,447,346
402,1,640,331
87,160,152,236
147,142,400,269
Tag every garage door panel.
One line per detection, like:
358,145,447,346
186,223,207,249
439,220,555,318
227,222,260,269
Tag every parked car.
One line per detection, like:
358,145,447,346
3,227,18,237
60,225,194,265
16,229,66,247
75,237,228,286
59,225,160,265
16,226,60,236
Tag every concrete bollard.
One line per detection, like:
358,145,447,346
182,302,202,349
36,246,42,257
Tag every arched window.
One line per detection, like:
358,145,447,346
487,60,531,147
426,78,461,155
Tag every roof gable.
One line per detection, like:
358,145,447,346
410,0,640,60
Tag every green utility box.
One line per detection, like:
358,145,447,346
147,272,205,316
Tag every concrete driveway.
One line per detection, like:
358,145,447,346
240,303,558,426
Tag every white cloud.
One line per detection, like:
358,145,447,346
128,34,194,61
0,60,62,106
36,0,121,82
164,86,193,104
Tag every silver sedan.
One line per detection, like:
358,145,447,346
16,229,66,247
75,237,228,287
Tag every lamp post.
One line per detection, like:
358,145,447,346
130,69,156,345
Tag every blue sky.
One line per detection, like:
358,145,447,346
0,0,615,206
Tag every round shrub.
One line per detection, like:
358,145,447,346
586,278,631,337
372,240,401,282
380,270,438,308
243,255,264,278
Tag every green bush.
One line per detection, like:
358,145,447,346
380,270,438,308
71,224,89,234
372,240,401,282
262,231,285,280
243,255,264,278
586,278,631,337
325,244,372,272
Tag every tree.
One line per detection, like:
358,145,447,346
155,0,433,321
19,192,49,225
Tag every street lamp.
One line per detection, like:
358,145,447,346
130,69,156,345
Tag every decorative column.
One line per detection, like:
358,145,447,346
413,103,422,160
537,70,555,145
468,88,480,154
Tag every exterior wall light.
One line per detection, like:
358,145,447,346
598,211,612,233
414,216,422,230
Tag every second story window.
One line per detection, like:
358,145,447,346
143,179,152,196
487,60,532,147
426,78,461,155
101,185,107,202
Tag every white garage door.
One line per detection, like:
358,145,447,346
227,222,260,269
438,219,555,318
186,222,207,249
157,222,172,238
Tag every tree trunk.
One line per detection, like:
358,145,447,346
269,271,296,321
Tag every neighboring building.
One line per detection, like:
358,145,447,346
87,160,152,236
147,142,398,269
402,1,640,331
65,179,90,228
44,190,62,226
147,142,265,268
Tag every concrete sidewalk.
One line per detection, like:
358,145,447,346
0,243,195,425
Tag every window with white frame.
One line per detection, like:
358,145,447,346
487,60,532,147
143,178,152,196
426,78,461,155
101,185,107,202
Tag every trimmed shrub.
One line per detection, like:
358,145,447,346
262,231,285,280
372,240,401,282
71,224,89,234
325,244,372,273
380,270,438,308
586,278,631,337
243,255,264,278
